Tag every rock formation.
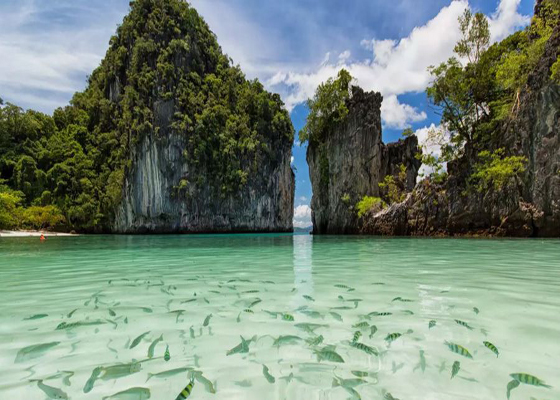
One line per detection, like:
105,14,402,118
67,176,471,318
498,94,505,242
362,15,560,237
91,0,296,233
307,87,421,234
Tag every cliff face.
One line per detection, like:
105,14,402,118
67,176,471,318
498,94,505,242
363,20,560,237
76,0,294,233
307,87,421,234
114,130,294,233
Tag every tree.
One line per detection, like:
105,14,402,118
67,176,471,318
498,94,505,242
299,69,353,144
454,9,490,65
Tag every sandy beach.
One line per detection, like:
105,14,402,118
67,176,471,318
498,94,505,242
0,230,76,237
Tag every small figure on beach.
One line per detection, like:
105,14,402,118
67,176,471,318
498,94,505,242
40,234,46,242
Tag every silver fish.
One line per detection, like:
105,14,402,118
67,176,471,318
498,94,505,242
15,342,60,363
102,387,151,400
36,380,68,399
130,331,150,349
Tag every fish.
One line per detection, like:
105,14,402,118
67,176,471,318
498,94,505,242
59,371,74,386
473,307,479,314
352,321,369,329
192,371,216,394
99,361,142,380
243,309,254,313
413,350,426,373
444,342,473,359
164,345,171,362
169,310,186,323
483,341,499,357
234,379,253,387
83,367,102,393
438,361,447,373
303,295,315,301
189,326,195,339
282,313,295,321
334,284,351,289
385,333,402,343
24,314,48,320
392,297,413,302
329,311,343,321
102,387,151,400
264,310,281,318
141,307,153,313
175,378,195,399
56,320,106,330
227,335,256,356
130,331,150,349
203,314,213,327
384,392,400,400
306,335,324,346
300,309,323,318
315,347,344,363
455,320,474,330
392,361,404,374
367,312,392,317
243,290,260,294
332,375,366,389
262,364,275,383
451,361,460,379
369,325,378,338
429,320,436,329
506,379,520,399
15,342,60,363
349,341,378,356
67,309,78,318
330,306,353,310
36,380,68,399
248,299,262,308
147,334,163,359
402,310,414,315
294,323,328,333
351,371,369,378
273,335,303,347
352,331,362,343
510,373,552,388
108,308,116,317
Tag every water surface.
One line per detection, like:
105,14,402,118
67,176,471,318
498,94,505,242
0,235,559,399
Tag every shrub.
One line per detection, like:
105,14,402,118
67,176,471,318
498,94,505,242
20,206,66,230
356,196,385,218
469,149,527,192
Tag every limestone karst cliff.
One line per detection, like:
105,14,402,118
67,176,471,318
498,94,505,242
92,0,295,233
307,87,421,234
362,3,560,237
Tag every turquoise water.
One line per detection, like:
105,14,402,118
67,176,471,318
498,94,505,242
0,235,559,400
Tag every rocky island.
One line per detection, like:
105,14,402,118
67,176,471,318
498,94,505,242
304,0,560,237
0,0,294,233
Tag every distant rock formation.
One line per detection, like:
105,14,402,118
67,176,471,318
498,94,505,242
307,87,421,234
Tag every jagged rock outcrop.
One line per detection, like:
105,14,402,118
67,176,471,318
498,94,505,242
363,15,560,237
86,0,296,233
307,87,421,234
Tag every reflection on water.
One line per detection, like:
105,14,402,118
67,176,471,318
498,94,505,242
0,235,559,399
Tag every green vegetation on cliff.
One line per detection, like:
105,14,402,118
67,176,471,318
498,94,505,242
424,1,560,188
0,0,293,232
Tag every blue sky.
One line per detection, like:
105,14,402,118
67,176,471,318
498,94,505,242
0,0,534,227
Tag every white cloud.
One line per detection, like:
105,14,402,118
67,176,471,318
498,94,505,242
293,204,312,228
338,50,351,63
299,196,308,202
489,0,530,42
294,205,312,219
269,0,529,128
290,156,295,164
381,95,427,129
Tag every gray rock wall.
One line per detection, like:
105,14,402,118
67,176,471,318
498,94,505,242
307,87,421,234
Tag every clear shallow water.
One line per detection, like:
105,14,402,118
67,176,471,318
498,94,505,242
0,235,559,400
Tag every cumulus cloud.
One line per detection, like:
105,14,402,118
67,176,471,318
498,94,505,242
269,0,529,128
0,1,126,112
293,204,312,228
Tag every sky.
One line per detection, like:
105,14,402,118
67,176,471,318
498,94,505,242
0,0,535,228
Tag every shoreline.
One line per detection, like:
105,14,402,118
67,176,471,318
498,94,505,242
0,230,77,237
